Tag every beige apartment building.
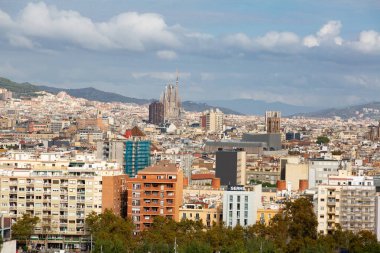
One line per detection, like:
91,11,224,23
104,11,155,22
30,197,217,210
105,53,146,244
179,203,222,227
202,108,224,132
0,155,121,251
317,171,376,235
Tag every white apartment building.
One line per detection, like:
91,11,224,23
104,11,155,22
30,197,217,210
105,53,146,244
317,170,376,237
222,184,262,227
309,159,351,188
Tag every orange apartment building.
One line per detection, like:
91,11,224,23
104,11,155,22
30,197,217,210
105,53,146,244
126,163,183,232
102,175,129,217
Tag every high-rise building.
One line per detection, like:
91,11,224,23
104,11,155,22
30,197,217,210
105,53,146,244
202,108,224,132
126,162,183,232
148,101,164,125
215,149,246,186
160,73,181,122
265,111,281,133
368,121,380,141
125,140,151,177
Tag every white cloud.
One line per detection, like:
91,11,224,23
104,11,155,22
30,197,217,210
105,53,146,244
223,33,253,50
131,71,190,81
0,2,180,51
8,34,35,49
352,30,380,53
256,32,300,48
303,35,319,48
0,10,13,28
1,4,379,56
317,20,342,38
303,20,343,48
156,50,178,60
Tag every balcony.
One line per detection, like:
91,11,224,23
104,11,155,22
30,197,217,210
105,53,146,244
327,201,336,206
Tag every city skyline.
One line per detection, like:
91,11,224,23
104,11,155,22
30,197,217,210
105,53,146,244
0,1,379,107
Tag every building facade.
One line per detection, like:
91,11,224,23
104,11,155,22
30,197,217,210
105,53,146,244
222,185,262,227
265,111,281,134
149,101,165,125
180,203,222,227
124,140,151,177
0,167,105,251
215,149,246,186
126,163,183,233
317,172,376,235
202,108,224,132
160,75,181,122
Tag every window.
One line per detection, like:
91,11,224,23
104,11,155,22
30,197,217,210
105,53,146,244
237,196,241,202
229,195,233,202
245,196,248,202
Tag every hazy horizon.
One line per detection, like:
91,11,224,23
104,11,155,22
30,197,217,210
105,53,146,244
0,0,379,107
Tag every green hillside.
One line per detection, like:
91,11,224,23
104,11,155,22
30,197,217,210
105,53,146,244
0,77,40,97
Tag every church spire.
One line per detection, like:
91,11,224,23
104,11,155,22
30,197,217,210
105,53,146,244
176,69,179,86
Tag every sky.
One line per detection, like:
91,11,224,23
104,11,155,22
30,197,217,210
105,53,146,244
0,0,379,107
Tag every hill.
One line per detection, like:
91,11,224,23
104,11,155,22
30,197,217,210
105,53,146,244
38,85,151,105
0,77,40,97
203,99,318,116
294,102,380,119
0,77,241,114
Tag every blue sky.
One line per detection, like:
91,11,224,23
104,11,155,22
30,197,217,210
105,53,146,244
0,0,379,107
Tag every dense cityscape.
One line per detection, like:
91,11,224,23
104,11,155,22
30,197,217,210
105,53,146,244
1,1,380,253
0,75,379,252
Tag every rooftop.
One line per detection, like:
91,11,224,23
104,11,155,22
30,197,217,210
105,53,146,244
139,163,178,174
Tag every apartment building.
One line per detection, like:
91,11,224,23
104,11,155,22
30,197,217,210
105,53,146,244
201,108,224,132
126,163,183,232
180,203,222,227
309,158,351,188
317,171,376,236
102,174,129,217
222,184,262,227
0,155,122,251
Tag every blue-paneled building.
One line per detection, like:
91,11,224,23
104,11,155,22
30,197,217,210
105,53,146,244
124,140,151,177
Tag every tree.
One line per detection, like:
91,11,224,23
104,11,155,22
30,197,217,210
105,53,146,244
268,198,317,253
11,213,39,248
316,136,330,145
85,209,135,253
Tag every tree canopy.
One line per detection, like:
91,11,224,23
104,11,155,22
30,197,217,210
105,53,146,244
84,202,380,253
316,136,330,145
11,213,39,242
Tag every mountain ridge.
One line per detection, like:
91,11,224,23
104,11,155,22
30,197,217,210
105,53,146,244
0,77,242,114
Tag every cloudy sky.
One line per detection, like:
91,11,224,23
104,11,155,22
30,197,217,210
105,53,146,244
0,0,379,107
